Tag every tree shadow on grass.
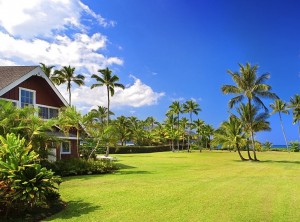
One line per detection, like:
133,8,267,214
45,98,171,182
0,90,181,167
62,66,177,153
45,200,100,221
232,159,300,164
260,160,300,164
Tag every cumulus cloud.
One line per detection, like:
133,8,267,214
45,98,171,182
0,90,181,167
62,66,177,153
57,76,165,113
0,32,122,73
0,0,114,39
0,0,163,111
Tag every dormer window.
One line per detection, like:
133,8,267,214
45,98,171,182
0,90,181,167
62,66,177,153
19,88,35,107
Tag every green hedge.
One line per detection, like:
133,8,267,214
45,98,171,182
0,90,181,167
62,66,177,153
41,158,117,177
109,145,171,154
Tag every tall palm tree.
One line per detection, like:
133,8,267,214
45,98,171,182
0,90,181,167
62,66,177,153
193,118,204,151
91,67,125,126
270,99,289,151
179,117,189,150
183,100,201,152
54,65,85,105
165,111,178,152
288,94,300,142
221,63,278,161
169,101,182,151
213,115,248,161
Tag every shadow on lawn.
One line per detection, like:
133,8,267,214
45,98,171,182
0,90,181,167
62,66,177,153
116,170,152,175
232,159,300,164
46,200,100,220
260,160,300,164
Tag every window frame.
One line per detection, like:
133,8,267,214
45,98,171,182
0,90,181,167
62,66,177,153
19,87,36,108
38,104,59,119
60,141,71,154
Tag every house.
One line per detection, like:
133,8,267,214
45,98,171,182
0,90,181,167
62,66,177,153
0,66,79,161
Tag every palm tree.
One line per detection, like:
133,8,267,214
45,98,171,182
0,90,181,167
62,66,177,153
179,117,189,150
213,115,248,161
270,99,289,151
165,111,178,152
236,103,271,160
183,100,201,152
57,106,82,157
113,116,131,146
54,65,85,105
221,63,278,161
91,105,114,124
288,94,300,142
39,63,60,85
91,67,125,126
169,101,182,151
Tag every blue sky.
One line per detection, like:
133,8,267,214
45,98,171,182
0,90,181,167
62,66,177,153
0,0,300,144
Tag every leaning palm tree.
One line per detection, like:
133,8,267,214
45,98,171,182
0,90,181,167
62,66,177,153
54,65,85,105
288,94,300,142
213,115,248,161
169,101,182,151
221,63,278,161
236,103,271,160
183,100,201,152
39,63,60,85
270,99,289,151
91,67,125,126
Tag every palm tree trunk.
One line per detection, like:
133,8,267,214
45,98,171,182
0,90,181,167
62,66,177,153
250,131,258,161
177,114,180,151
298,121,300,149
68,80,71,105
76,124,80,158
279,113,289,152
248,99,258,161
107,87,110,126
236,143,248,161
105,87,110,157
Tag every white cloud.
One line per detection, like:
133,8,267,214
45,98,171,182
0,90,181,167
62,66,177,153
0,0,114,39
0,32,123,73
57,76,165,113
0,0,163,111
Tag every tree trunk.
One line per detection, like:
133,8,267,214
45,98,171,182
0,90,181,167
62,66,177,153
236,143,248,161
250,131,258,161
248,99,258,161
279,112,289,152
105,86,110,157
247,139,253,160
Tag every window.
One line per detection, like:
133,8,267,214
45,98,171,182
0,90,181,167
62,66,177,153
20,88,35,107
38,106,59,119
61,141,71,154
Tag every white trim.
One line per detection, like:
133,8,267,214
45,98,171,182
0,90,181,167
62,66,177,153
37,104,60,110
57,136,79,140
19,87,36,108
0,66,69,107
60,141,71,154
0,98,18,106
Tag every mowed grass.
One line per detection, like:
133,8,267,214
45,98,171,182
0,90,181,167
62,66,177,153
47,151,300,222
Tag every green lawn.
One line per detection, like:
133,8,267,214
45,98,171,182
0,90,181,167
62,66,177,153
47,151,300,222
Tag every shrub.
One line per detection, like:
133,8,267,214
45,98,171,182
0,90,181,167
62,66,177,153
289,141,300,152
43,158,117,177
0,133,61,217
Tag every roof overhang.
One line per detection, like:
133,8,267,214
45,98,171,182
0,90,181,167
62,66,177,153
0,66,69,106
